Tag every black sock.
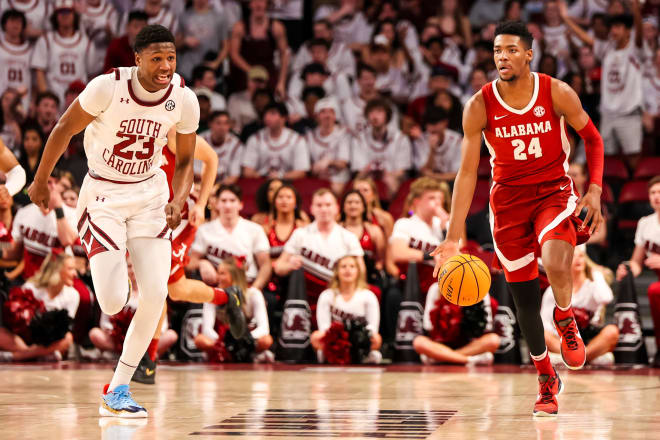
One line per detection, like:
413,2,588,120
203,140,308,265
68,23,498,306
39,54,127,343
507,278,547,357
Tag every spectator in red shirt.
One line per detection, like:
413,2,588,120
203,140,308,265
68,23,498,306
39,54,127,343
102,10,148,72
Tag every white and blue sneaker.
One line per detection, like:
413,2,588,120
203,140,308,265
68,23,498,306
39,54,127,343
99,384,148,418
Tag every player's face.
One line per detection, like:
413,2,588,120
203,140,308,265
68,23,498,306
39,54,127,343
343,193,365,219
493,34,532,82
216,263,233,289
649,183,660,212
136,42,177,91
274,187,296,214
217,190,243,218
267,179,283,203
367,108,387,129
59,258,77,287
311,193,338,223
317,108,336,127
354,181,373,205
210,115,230,138
337,257,359,285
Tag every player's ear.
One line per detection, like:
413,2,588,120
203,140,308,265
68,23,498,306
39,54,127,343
526,47,533,64
134,51,141,67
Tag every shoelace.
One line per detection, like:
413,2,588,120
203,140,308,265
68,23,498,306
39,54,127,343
110,389,140,408
562,324,579,350
539,377,557,404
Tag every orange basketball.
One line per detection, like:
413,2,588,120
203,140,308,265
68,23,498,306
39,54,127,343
437,254,491,306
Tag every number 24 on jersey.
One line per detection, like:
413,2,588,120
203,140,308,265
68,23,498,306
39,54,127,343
512,137,542,160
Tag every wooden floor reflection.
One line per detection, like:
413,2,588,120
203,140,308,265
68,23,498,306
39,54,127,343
0,363,659,440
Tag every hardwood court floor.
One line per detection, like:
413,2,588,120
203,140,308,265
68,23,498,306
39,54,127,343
0,363,659,440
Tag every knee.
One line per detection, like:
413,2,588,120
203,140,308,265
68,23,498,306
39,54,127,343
484,333,501,352
96,290,127,316
601,324,620,347
542,257,570,279
412,335,429,352
257,335,273,351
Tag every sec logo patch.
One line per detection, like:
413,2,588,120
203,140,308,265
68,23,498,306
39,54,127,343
533,106,545,117
165,100,175,111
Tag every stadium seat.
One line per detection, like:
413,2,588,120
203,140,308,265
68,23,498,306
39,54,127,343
297,177,332,213
603,156,629,182
237,177,265,218
601,182,614,205
616,180,652,232
388,179,414,219
633,157,660,180
468,179,491,216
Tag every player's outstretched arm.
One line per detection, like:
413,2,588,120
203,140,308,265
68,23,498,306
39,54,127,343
551,78,604,235
431,92,486,277
28,100,96,209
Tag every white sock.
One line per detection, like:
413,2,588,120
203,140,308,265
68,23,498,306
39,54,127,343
109,359,138,391
530,348,548,362
555,302,571,312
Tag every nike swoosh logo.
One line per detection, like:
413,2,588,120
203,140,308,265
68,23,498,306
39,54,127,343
494,115,508,120
145,369,155,376
560,184,569,190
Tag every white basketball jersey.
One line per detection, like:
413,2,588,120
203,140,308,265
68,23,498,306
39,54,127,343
31,31,94,105
199,131,243,180
0,0,50,33
316,288,380,334
0,38,33,108
78,67,197,182
242,127,310,175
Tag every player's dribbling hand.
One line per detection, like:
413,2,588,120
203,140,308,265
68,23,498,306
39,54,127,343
165,202,181,229
27,180,50,211
574,184,603,235
430,239,460,278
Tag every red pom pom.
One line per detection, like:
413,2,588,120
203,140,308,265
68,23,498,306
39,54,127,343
207,324,230,363
573,307,593,330
322,321,352,365
428,296,463,345
2,287,45,342
109,307,135,352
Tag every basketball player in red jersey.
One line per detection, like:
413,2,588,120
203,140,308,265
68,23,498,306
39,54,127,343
432,21,604,417
132,129,247,384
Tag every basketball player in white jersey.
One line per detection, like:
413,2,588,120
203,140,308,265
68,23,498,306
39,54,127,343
31,1,96,107
0,0,50,40
305,97,350,195
242,102,310,180
27,24,230,418
0,10,34,110
351,98,412,199
199,110,243,184
560,0,645,170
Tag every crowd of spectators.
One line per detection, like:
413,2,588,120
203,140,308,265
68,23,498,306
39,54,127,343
0,0,659,366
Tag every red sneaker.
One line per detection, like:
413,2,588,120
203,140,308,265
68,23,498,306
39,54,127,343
553,307,586,370
533,370,563,417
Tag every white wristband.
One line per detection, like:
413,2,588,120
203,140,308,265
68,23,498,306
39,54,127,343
4,164,26,196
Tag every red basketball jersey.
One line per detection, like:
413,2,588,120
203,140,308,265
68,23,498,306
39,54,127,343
481,73,570,186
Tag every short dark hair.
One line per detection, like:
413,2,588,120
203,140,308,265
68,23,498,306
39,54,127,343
217,183,242,200
127,9,149,24
50,6,79,32
314,18,332,30
301,62,329,79
134,24,175,53
423,107,449,126
494,20,533,49
356,62,376,79
1,9,26,32
264,101,289,117
649,176,660,190
192,65,214,83
302,86,326,102
308,38,330,50
209,110,230,123
36,91,60,107
608,14,634,29
364,98,392,122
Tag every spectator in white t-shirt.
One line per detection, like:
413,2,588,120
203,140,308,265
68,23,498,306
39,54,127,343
242,101,310,180
0,254,78,362
292,19,356,78
188,184,272,290
199,111,242,184
410,107,462,181
312,255,382,364
541,246,619,366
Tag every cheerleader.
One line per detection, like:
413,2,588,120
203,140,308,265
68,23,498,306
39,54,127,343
88,255,178,359
413,283,500,365
0,254,78,362
195,258,274,363
541,245,619,366
353,177,394,238
311,255,383,364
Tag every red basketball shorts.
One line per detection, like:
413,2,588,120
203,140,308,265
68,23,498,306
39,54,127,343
168,222,197,284
489,175,589,283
